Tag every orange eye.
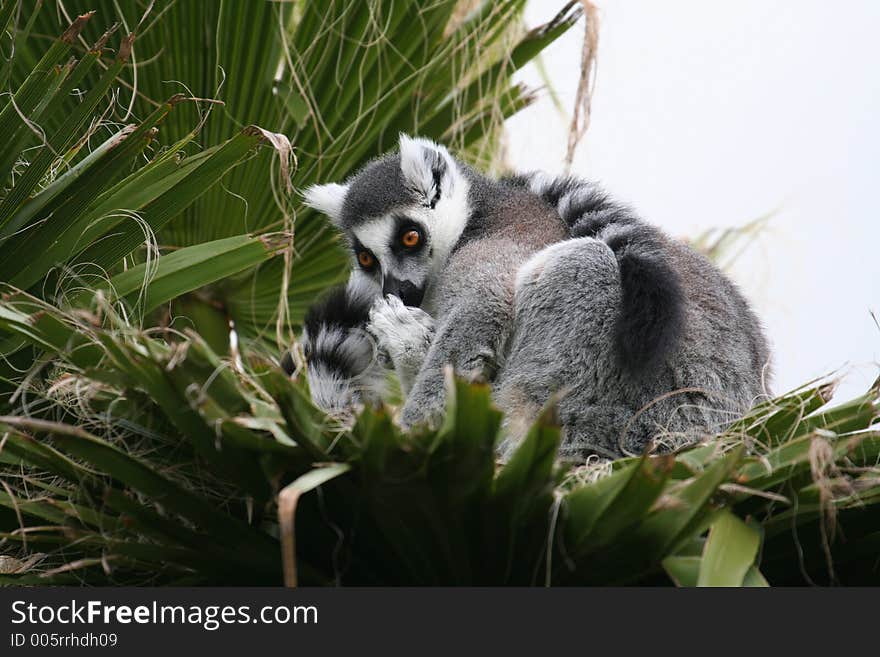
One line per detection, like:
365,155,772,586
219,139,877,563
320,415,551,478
401,230,421,248
357,251,375,268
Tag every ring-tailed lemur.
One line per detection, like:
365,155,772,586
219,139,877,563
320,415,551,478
293,135,770,459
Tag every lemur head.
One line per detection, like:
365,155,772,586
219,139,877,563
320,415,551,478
303,134,470,308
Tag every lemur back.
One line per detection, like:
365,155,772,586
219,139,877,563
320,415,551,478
298,135,771,460
496,175,770,457
422,169,567,318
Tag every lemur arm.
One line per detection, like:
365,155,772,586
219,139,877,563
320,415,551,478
399,237,520,429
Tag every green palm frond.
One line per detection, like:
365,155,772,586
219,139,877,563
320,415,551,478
1,295,877,585
0,10,287,314
11,1,579,350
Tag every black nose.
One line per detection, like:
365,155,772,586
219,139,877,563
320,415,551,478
383,277,424,307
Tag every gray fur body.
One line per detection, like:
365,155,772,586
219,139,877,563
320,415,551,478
496,228,767,458
400,170,569,431
300,136,770,459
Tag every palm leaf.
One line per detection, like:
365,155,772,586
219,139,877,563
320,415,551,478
14,1,578,350
1,293,878,585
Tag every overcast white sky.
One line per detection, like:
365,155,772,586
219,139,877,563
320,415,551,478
507,0,880,401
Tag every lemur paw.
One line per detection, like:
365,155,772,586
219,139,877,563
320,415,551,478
399,394,444,431
367,295,435,368
398,366,449,431
460,347,497,383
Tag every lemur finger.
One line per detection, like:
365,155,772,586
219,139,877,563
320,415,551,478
367,299,399,340
379,294,436,332
409,307,436,332
370,296,429,342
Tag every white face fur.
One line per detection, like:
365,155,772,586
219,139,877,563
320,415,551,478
303,135,470,311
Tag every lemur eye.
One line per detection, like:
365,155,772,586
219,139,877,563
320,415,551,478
401,230,421,248
357,251,375,269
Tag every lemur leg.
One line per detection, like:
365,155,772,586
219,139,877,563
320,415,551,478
498,235,721,459
495,237,631,457
399,240,519,430
367,295,435,394
399,304,507,429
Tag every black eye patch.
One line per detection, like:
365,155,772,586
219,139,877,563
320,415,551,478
352,239,379,271
390,215,427,255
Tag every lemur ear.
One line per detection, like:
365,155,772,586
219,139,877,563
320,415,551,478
302,182,349,226
398,133,458,208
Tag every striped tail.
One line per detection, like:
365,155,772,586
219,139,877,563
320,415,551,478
507,173,685,375
293,280,386,413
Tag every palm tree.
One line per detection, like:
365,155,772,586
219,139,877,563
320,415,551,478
0,1,877,586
